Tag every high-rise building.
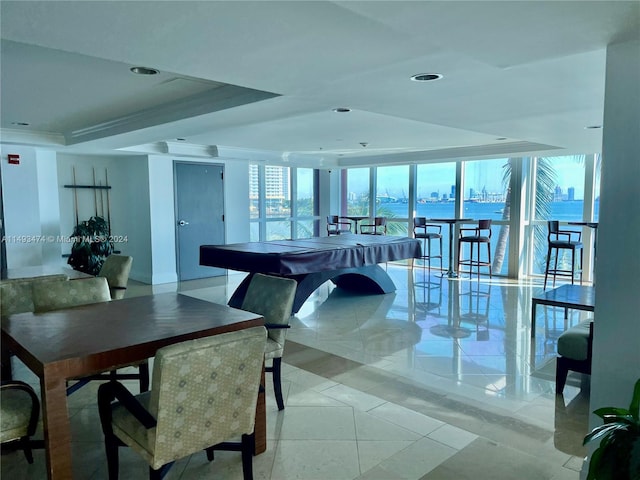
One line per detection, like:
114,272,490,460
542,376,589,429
568,187,575,201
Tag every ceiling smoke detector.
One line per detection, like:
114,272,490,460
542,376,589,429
360,142,368,147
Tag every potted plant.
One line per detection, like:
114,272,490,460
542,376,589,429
67,216,113,276
583,378,640,479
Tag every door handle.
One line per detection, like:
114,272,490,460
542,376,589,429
178,220,190,226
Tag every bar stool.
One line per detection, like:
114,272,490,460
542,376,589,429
457,219,492,279
412,217,442,270
327,215,351,235
544,220,583,290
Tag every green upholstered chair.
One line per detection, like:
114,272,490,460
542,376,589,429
556,319,593,394
98,255,133,300
0,275,69,379
98,326,267,480
0,274,68,316
31,277,149,395
241,273,297,411
1,380,41,464
32,276,111,312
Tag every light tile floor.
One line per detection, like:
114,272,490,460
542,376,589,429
1,265,592,479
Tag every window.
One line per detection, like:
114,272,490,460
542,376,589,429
376,165,409,235
344,168,370,216
249,164,318,241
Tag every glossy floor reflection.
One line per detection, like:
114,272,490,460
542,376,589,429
1,265,592,479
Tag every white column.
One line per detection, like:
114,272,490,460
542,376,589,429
590,37,640,435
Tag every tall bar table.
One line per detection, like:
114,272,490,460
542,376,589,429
429,218,473,278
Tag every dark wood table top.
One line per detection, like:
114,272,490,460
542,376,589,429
2,293,264,377
532,284,595,310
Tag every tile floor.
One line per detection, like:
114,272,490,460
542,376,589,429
1,264,593,479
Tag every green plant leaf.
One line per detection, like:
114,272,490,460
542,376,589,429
584,423,629,445
630,378,640,422
594,407,632,419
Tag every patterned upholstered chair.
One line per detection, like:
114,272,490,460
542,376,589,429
32,276,111,312
0,275,68,379
0,274,68,316
1,380,41,464
98,326,267,480
98,255,133,300
32,277,149,395
241,274,297,411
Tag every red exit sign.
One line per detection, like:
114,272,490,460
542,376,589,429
8,154,20,164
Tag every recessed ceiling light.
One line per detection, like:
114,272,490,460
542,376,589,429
176,138,186,141
410,73,443,82
130,66,159,75
496,137,507,141
11,121,30,126
332,107,351,113
584,125,602,129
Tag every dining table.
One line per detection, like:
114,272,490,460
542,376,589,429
1,293,266,480
428,218,474,278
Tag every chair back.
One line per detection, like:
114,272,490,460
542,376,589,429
548,220,560,237
98,255,133,299
413,217,427,228
148,327,266,466
478,219,492,232
328,215,339,224
32,276,111,312
241,274,297,347
0,275,67,316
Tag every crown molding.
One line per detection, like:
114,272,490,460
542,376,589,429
0,128,66,147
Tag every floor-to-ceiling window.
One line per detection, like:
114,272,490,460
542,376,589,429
376,165,409,235
415,162,457,267
463,158,511,276
340,153,600,279
249,164,318,241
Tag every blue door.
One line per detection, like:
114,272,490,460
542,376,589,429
175,162,225,280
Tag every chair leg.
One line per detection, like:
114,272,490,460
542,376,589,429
206,446,215,461
487,241,492,278
241,434,255,480
272,357,284,410
556,357,570,395
544,246,552,290
20,436,34,464
105,434,120,480
139,362,150,392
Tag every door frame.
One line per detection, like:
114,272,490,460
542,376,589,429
173,160,226,281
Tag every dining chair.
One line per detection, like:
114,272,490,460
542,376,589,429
98,255,133,300
412,217,442,270
1,380,41,464
326,215,352,236
360,216,387,235
31,277,150,396
98,326,267,480
556,319,593,394
0,275,69,380
457,219,492,279
241,273,297,411
544,220,583,290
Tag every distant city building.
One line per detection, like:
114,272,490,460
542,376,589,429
469,188,476,199
430,191,439,199
554,185,563,201
450,185,455,197
568,187,575,201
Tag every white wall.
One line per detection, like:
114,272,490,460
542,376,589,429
0,145,61,267
590,38,640,426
